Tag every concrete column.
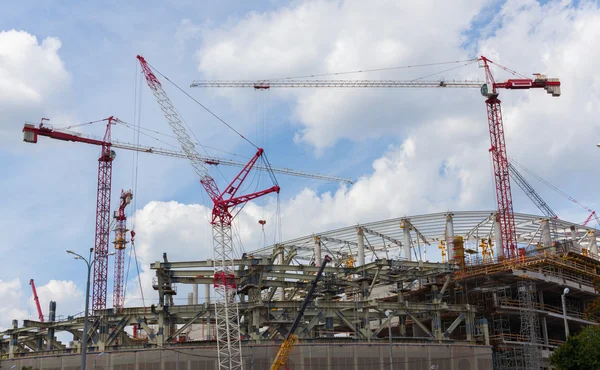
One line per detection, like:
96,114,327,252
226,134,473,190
494,214,504,259
205,284,211,340
47,301,56,351
400,220,412,261
446,214,455,261
279,252,285,301
400,316,407,337
481,318,490,346
9,319,18,358
571,225,580,251
357,227,365,267
541,317,549,345
187,293,193,305
541,219,553,252
193,284,199,304
314,237,322,266
588,231,598,255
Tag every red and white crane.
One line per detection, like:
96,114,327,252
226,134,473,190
191,56,561,258
22,117,350,313
113,189,133,312
30,279,44,322
138,55,281,370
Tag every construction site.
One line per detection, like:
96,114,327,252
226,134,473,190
1,55,598,370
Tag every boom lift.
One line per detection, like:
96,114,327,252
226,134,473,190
30,279,44,322
271,255,333,370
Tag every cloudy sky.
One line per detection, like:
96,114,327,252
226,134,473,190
1,0,599,333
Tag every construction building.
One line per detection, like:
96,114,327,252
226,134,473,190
2,210,599,370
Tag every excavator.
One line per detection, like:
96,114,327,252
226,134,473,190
270,255,333,370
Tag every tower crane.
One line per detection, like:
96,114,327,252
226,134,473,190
113,189,133,312
22,119,351,314
137,55,280,370
191,56,561,258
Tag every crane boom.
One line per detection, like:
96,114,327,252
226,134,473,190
271,255,332,370
192,79,483,89
508,162,557,219
30,279,44,322
23,123,352,184
192,56,561,258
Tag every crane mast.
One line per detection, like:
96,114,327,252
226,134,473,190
92,117,117,311
137,55,280,370
113,189,133,311
192,56,561,258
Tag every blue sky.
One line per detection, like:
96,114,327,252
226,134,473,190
1,0,600,330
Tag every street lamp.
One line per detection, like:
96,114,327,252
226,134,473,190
385,310,394,370
93,352,105,370
561,287,570,339
67,249,115,370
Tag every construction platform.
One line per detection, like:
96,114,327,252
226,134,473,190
1,211,598,370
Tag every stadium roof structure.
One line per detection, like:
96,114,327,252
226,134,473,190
248,210,598,264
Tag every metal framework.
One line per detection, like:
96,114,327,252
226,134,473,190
2,211,599,370
113,190,133,311
92,118,116,312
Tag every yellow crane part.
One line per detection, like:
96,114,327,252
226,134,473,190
270,334,299,370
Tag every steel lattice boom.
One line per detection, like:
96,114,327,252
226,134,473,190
138,55,280,370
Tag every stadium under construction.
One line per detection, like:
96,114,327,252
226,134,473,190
1,210,599,370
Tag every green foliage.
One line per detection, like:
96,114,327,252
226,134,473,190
550,325,600,370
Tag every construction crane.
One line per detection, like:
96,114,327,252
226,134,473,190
29,279,44,322
22,120,349,316
113,189,133,312
271,255,332,370
22,121,352,184
138,55,282,370
192,56,561,258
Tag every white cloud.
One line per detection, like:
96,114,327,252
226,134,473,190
32,280,84,320
0,279,28,330
196,0,487,150
0,29,70,108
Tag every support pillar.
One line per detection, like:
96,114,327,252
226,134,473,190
193,284,199,304
400,316,407,337
481,318,490,346
205,284,211,340
588,231,598,255
187,293,193,305
357,227,365,267
494,214,504,259
279,252,285,301
9,319,18,359
446,214,455,261
570,225,580,251
47,301,56,351
314,237,322,266
541,219,553,252
400,220,412,261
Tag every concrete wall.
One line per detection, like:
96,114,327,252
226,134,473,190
1,342,492,370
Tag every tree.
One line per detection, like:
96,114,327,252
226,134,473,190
550,325,600,370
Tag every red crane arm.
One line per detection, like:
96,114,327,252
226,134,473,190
29,279,44,322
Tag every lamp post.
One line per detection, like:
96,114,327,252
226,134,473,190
67,249,115,370
385,310,394,370
561,287,570,339
93,351,105,370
